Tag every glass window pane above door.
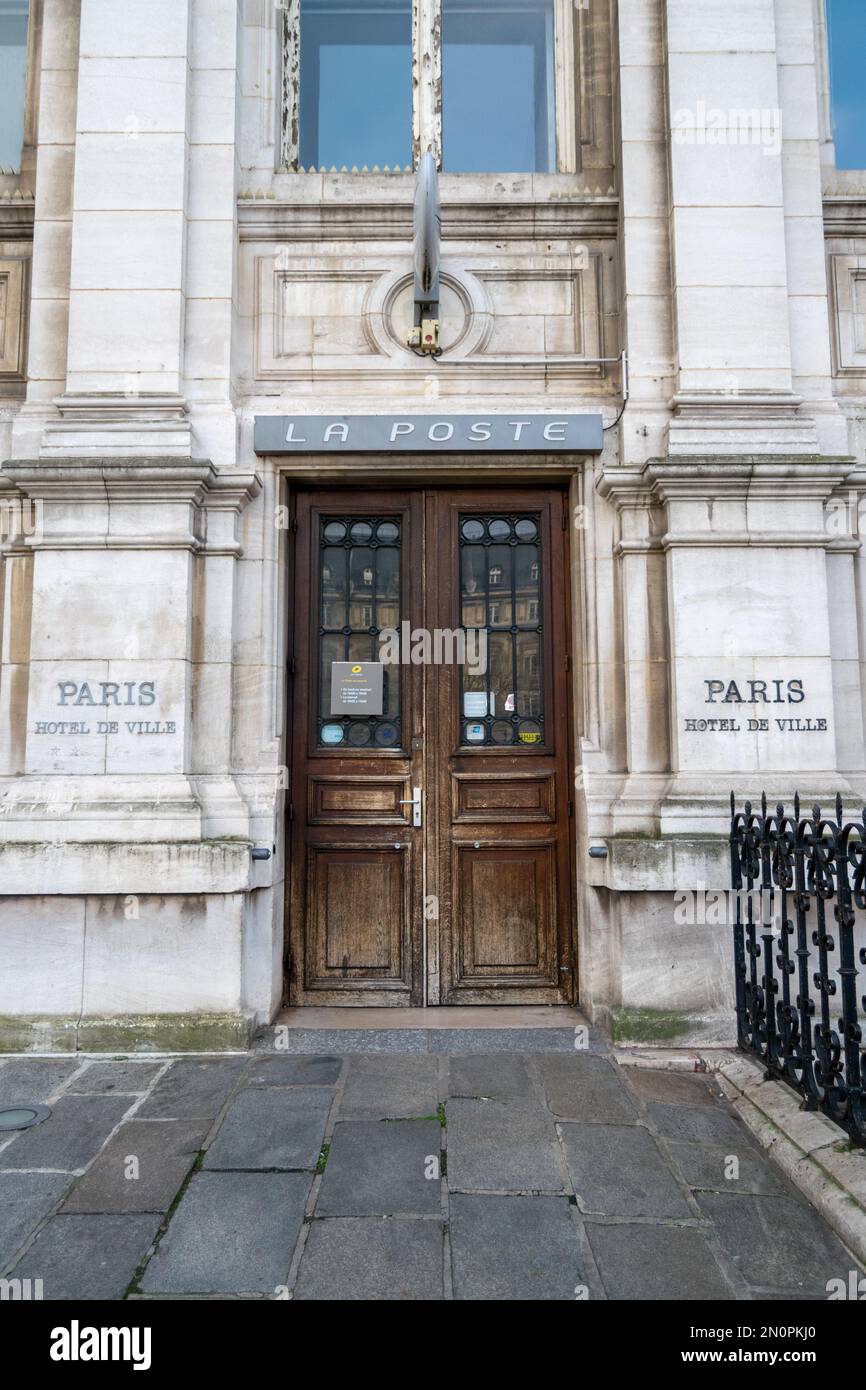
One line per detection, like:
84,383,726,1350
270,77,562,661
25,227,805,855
0,1,29,170
299,0,412,170
441,0,556,172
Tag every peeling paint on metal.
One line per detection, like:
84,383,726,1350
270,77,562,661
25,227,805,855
278,0,300,170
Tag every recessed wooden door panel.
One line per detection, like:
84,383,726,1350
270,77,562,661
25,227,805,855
307,845,411,991
454,843,558,985
287,485,575,1007
308,776,411,825
453,772,556,823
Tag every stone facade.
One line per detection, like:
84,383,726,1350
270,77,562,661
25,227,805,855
1,0,865,1048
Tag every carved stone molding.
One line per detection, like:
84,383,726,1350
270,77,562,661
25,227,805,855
0,457,262,554
0,247,30,385
828,253,866,376
252,246,608,386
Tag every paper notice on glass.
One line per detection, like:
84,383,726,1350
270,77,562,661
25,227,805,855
463,691,494,717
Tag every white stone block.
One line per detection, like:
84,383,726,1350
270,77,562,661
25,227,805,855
187,143,237,220
777,62,820,142
774,0,817,65
30,220,73,301
672,657,836,774
70,211,185,291
29,549,191,661
619,64,665,143
779,141,823,218
190,67,238,147
103,659,189,775
668,53,780,120
42,0,82,70
73,133,187,211
79,0,190,59
80,894,243,1015
25,659,110,775
669,140,784,209
66,289,184,382
0,898,85,1013
788,294,834,379
672,206,787,287
37,68,79,144
34,143,75,221
184,298,233,381
666,0,776,53
185,219,236,302
784,214,831,295
191,0,240,71
620,140,669,217
622,218,669,297
618,0,663,67
675,285,792,374
76,58,189,135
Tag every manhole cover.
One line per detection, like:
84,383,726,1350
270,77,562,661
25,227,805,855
0,1105,51,1131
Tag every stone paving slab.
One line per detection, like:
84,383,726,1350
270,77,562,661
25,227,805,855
135,1058,247,1120
245,1055,342,1087
0,1059,80,1105
430,1034,606,1050
0,1095,134,1172
666,1138,787,1197
647,1100,760,1148
139,1171,311,1294
698,1192,855,1295
203,1088,333,1171
9,1213,162,1300
61,1119,209,1214
317,1119,442,1216
559,1122,693,1218
535,1054,638,1123
340,1055,440,1119
450,1194,585,1300
586,1221,734,1301
0,1171,72,1268
622,1067,722,1108
448,1055,535,1100
429,1028,592,1053
447,1097,563,1192
65,1062,164,1095
264,1030,429,1054
295,1218,444,1300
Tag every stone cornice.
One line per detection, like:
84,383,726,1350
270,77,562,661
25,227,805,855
599,456,858,506
599,457,860,553
238,196,620,243
0,194,35,240
0,458,262,553
823,193,866,237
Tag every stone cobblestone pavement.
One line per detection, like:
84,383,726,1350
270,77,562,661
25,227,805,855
0,1039,863,1301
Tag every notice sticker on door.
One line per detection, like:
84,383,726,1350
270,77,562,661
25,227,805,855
463,691,493,717
465,722,486,742
330,662,384,716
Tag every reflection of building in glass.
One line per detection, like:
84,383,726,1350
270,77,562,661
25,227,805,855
319,520,401,740
460,519,543,738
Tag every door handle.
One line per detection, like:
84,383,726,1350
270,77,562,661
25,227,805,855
399,786,422,828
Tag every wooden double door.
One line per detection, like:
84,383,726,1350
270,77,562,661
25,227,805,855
287,486,576,1006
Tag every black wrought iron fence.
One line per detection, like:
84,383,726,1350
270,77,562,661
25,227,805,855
730,791,866,1146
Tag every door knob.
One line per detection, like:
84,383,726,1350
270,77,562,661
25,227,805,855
399,786,422,828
